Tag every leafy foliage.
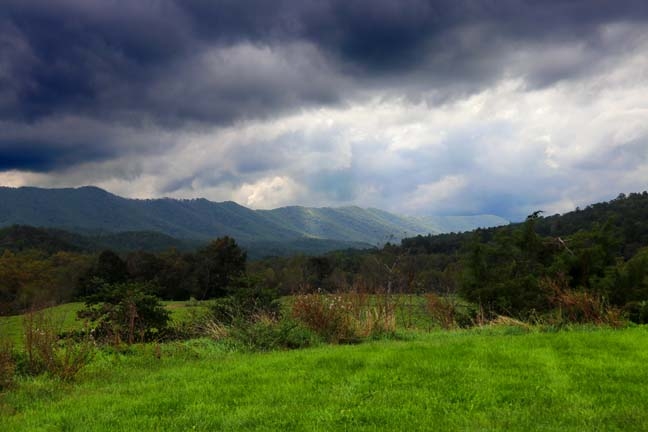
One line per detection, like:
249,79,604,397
77,250,129,297
4,192,648,326
205,274,317,351
210,275,280,325
460,216,553,318
226,315,318,351
78,281,170,344
0,250,91,315
193,237,247,299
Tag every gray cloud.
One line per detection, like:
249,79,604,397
3,1,647,126
1,1,648,219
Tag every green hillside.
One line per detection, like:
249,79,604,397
0,186,508,247
0,187,297,243
401,191,648,257
418,214,515,234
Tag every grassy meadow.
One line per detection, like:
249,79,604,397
0,303,85,349
1,301,648,431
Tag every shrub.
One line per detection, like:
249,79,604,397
228,313,318,351
78,281,170,345
209,276,281,330
624,301,648,324
202,319,229,341
359,292,397,336
168,305,212,340
210,296,247,326
205,276,316,350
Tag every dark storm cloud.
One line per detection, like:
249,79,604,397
3,0,647,124
0,139,114,171
0,1,190,121
1,0,647,180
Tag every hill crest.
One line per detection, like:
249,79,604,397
0,186,508,246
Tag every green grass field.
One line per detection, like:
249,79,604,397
2,326,648,431
0,301,201,348
0,303,85,349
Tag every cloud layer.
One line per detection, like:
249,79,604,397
1,1,648,220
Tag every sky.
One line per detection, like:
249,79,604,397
1,0,648,221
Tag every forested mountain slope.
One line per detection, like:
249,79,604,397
0,186,507,246
402,192,648,257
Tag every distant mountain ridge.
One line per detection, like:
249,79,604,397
0,224,201,254
0,186,508,247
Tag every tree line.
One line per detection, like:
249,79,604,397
2,192,648,324
0,237,246,315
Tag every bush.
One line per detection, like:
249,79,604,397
210,276,281,326
623,301,648,324
210,296,247,326
168,305,213,340
78,281,170,345
228,313,319,351
201,319,229,341
204,276,317,351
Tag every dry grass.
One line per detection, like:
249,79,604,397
202,319,229,340
0,339,15,391
291,291,396,343
489,315,532,330
543,276,624,326
22,310,94,381
424,293,458,329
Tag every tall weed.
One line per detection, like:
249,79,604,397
22,309,94,381
425,293,458,329
0,339,15,391
543,277,624,326
291,292,396,343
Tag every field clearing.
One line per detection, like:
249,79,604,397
0,295,451,348
2,326,648,431
0,301,207,348
0,303,85,348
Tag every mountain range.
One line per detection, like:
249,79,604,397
0,186,508,256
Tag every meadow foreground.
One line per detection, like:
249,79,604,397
2,326,647,431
